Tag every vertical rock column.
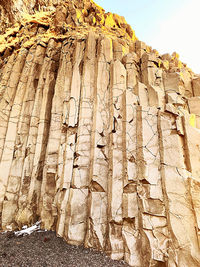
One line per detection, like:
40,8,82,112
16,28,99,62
0,53,16,99
141,53,165,110
1,46,36,230
64,32,97,245
108,59,126,260
16,40,61,225
0,49,27,162
137,107,168,266
55,38,85,238
158,112,200,266
85,36,113,250
40,38,76,230
122,52,141,266
15,44,46,226
183,116,200,248
0,49,28,225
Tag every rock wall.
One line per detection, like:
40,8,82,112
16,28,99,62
1,1,200,267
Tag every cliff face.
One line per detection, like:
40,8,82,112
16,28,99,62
1,1,200,266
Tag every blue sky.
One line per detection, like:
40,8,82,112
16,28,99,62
95,0,200,73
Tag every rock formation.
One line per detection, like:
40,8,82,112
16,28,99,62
0,0,200,266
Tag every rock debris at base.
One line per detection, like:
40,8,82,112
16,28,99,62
0,231,128,267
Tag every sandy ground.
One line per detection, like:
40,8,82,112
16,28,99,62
0,231,129,267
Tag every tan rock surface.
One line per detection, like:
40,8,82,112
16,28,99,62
0,0,200,266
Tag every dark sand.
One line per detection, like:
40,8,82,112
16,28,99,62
0,231,129,267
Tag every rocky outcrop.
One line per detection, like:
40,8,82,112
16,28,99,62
0,1,200,266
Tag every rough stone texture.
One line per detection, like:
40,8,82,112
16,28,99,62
192,76,200,96
0,1,200,267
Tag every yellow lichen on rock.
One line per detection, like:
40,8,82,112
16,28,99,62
172,51,180,59
104,12,117,28
76,9,84,23
113,13,126,27
189,114,196,127
91,0,104,12
162,60,170,70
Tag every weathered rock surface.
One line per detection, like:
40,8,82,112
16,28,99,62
0,1,200,266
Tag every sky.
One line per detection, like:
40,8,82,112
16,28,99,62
94,0,200,73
